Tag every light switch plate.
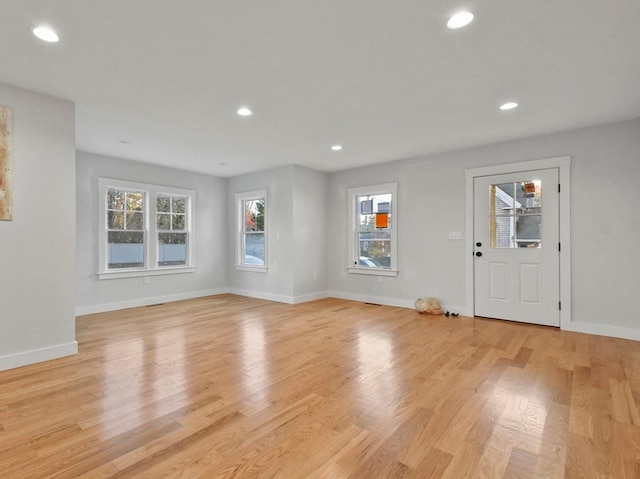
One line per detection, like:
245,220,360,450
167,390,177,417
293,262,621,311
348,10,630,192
448,231,463,240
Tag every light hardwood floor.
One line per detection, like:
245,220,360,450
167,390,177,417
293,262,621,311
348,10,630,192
1,295,638,478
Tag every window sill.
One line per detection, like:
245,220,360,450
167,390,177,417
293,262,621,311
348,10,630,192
98,266,196,280
236,264,268,273
347,267,398,277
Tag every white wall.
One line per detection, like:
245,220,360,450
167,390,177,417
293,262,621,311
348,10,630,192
292,166,328,300
227,166,295,302
227,165,328,303
327,118,640,340
76,152,228,314
0,83,77,370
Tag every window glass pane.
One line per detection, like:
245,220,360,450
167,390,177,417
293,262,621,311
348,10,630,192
156,195,170,213
491,180,542,249
108,231,144,268
519,180,542,211
126,211,144,230
172,197,186,214
126,192,144,211
158,232,187,266
157,213,170,230
244,232,265,265
172,214,185,231
516,215,541,248
108,211,124,229
243,201,253,231
493,215,516,248
244,199,264,232
493,183,514,214
359,231,391,267
359,213,375,231
358,194,392,230
107,189,125,210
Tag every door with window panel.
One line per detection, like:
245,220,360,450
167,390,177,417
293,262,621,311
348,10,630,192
473,168,560,326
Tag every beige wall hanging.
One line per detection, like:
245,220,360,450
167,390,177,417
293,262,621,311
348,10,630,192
0,106,13,220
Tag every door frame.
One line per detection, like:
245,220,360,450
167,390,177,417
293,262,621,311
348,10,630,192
465,156,571,329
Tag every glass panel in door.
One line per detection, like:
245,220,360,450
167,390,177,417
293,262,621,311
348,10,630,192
490,180,542,249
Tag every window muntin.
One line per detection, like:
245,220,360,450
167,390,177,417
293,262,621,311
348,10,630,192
348,183,398,276
236,190,267,270
98,178,195,279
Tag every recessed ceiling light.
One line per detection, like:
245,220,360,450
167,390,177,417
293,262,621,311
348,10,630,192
32,26,59,43
331,145,343,151
447,11,474,29
499,102,519,111
237,107,253,117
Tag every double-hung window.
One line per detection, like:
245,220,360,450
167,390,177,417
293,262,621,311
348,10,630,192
236,189,267,271
106,188,145,269
348,182,398,276
98,178,195,279
156,194,188,266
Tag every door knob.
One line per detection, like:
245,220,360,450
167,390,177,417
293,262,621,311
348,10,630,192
476,242,482,247
475,252,483,257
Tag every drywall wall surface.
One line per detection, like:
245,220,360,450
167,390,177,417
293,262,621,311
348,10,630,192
0,83,77,370
292,165,328,299
327,118,640,335
76,151,227,314
327,155,467,309
227,165,296,301
564,119,639,334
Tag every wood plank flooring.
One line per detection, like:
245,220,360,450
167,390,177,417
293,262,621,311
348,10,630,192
1,294,638,478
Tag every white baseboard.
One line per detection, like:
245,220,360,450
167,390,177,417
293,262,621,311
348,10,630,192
0,341,78,371
75,288,228,316
563,321,640,341
326,290,468,316
327,290,414,309
228,288,294,304
292,291,329,304
228,288,328,305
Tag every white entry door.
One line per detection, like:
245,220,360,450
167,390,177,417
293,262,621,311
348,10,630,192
473,168,560,327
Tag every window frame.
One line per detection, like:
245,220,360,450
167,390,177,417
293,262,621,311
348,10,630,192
348,182,398,277
98,178,196,280
235,189,268,273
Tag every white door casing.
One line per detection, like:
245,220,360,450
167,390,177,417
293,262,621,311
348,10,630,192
464,156,571,329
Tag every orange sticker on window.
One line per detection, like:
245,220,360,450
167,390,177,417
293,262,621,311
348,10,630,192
375,212,388,228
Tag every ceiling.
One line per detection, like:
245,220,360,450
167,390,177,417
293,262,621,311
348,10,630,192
1,1,639,178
